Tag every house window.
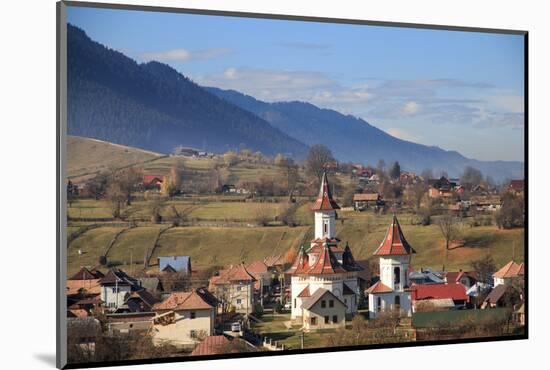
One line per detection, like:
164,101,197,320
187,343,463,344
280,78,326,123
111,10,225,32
344,298,347,305
329,300,334,308
236,299,242,305
324,222,328,235
394,296,401,309
321,300,326,308
294,299,296,308
332,315,338,323
190,330,197,339
310,317,317,326
237,286,242,291
377,297,382,312
190,311,196,319
324,316,329,324
112,287,119,293
394,267,401,285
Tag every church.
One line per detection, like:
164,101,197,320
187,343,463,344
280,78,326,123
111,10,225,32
287,172,363,326
366,214,416,318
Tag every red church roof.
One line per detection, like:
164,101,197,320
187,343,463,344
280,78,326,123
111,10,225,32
373,215,416,256
286,245,309,275
365,281,393,294
311,171,340,212
307,244,347,275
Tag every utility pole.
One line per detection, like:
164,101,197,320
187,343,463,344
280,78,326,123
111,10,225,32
300,331,304,349
129,247,133,276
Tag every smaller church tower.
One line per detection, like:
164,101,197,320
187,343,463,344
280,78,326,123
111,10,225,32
311,171,340,240
366,215,416,319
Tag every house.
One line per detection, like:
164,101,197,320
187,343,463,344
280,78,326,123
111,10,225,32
99,268,142,311
513,303,525,325
209,264,256,314
66,267,103,297
482,284,522,309
106,312,156,335
263,254,285,271
115,290,160,313
408,268,445,285
153,288,217,346
288,172,363,323
143,175,165,190
221,184,236,194
353,193,382,211
158,256,191,276
246,260,271,294
444,270,478,290
410,283,468,311
366,215,415,319
301,288,347,331
493,260,524,287
428,177,457,198
173,146,199,157
508,179,524,194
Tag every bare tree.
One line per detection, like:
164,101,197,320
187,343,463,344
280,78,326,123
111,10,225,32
305,144,335,183
438,213,461,270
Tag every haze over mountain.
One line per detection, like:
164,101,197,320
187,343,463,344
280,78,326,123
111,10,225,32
67,24,308,158
207,87,523,181
67,24,522,182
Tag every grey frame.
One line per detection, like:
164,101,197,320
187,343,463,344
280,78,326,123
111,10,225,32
56,1,528,369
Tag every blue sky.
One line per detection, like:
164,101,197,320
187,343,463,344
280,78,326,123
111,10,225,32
67,6,525,162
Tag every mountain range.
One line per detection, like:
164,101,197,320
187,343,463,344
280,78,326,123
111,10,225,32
67,24,523,182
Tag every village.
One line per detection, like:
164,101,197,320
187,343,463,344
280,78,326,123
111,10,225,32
66,147,526,363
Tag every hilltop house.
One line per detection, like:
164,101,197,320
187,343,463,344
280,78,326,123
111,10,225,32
287,172,363,329
507,180,524,195
428,177,456,198
209,264,256,314
353,193,382,211
143,175,165,190
153,288,217,346
493,260,524,287
444,270,478,290
366,215,415,319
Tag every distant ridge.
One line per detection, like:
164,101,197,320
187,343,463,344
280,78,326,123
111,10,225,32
67,24,308,158
207,87,524,181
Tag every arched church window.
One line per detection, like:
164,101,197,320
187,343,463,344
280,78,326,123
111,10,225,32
394,295,401,309
377,297,382,312
394,266,401,285
323,222,328,235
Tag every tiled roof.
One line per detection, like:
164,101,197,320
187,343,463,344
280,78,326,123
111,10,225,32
154,289,216,311
301,288,347,310
445,270,477,283
246,260,268,274
191,335,230,356
508,180,524,191
286,245,309,275
493,261,524,279
307,244,347,275
484,284,509,304
158,256,191,274
99,268,139,286
66,279,102,296
263,254,284,267
143,175,164,184
297,285,311,297
341,242,363,272
67,309,89,318
373,215,416,256
410,283,467,301
210,264,256,285
126,290,160,309
353,193,379,201
311,171,340,211
365,281,393,294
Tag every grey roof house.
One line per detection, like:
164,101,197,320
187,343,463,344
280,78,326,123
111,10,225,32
158,256,191,275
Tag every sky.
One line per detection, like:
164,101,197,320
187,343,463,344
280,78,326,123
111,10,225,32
67,6,525,162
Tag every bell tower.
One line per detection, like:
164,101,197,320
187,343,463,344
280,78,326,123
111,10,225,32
311,171,340,240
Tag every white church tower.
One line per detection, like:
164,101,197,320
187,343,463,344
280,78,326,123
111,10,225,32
312,171,338,240
366,215,416,319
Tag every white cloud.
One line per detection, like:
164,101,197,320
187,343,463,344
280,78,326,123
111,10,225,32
141,48,232,62
402,101,420,115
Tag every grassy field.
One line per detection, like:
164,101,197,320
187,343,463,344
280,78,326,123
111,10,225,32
67,135,163,182
252,314,329,349
67,197,524,278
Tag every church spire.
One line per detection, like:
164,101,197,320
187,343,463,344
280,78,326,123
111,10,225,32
373,214,416,256
311,171,340,212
